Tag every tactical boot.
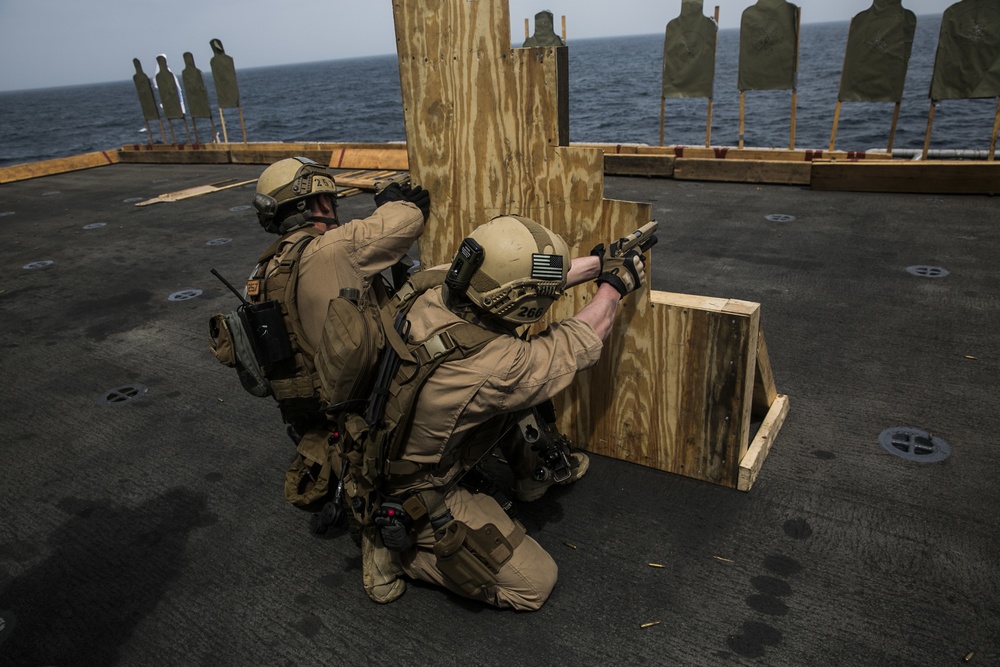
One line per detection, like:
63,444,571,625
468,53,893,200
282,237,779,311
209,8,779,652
361,525,406,603
512,451,590,503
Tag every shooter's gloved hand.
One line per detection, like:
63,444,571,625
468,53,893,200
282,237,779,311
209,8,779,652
589,241,617,274
374,501,414,552
596,249,646,298
590,222,658,273
375,182,431,221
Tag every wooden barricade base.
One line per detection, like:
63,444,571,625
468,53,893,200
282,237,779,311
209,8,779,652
576,289,787,491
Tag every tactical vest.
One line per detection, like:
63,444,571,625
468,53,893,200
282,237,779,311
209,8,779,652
313,269,504,525
245,227,326,427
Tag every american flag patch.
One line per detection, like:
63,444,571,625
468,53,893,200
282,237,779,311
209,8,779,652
531,254,564,280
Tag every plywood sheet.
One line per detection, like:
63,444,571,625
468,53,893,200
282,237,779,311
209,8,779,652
392,0,783,488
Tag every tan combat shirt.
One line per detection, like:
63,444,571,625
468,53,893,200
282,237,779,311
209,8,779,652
391,286,604,492
294,201,424,349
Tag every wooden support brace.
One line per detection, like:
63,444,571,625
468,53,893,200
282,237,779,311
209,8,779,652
740,394,789,491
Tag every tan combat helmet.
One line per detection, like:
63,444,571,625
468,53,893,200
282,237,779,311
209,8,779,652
457,215,570,325
252,157,338,234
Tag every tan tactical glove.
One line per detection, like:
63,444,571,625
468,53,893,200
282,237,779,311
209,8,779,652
589,221,658,273
596,249,646,298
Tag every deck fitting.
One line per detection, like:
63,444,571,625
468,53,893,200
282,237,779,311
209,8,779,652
99,384,148,407
878,427,951,463
907,265,949,278
168,289,203,301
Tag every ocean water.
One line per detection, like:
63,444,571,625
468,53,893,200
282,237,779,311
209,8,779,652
1,14,995,168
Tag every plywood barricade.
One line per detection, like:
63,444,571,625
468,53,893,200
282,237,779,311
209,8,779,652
391,0,787,490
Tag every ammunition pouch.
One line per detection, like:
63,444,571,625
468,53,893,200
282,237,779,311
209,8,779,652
315,288,387,411
283,429,336,512
432,520,523,596
208,312,236,366
209,311,272,398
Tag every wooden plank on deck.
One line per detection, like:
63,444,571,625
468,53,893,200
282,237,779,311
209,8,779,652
811,160,1000,194
0,151,119,184
676,158,812,185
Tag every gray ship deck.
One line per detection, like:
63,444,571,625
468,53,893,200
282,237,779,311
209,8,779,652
1,162,997,666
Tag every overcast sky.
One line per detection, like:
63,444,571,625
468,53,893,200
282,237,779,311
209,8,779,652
0,0,955,92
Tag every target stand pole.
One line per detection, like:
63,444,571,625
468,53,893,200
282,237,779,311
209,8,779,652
219,107,230,144
886,101,901,153
989,97,999,161
922,100,937,161
829,100,842,152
